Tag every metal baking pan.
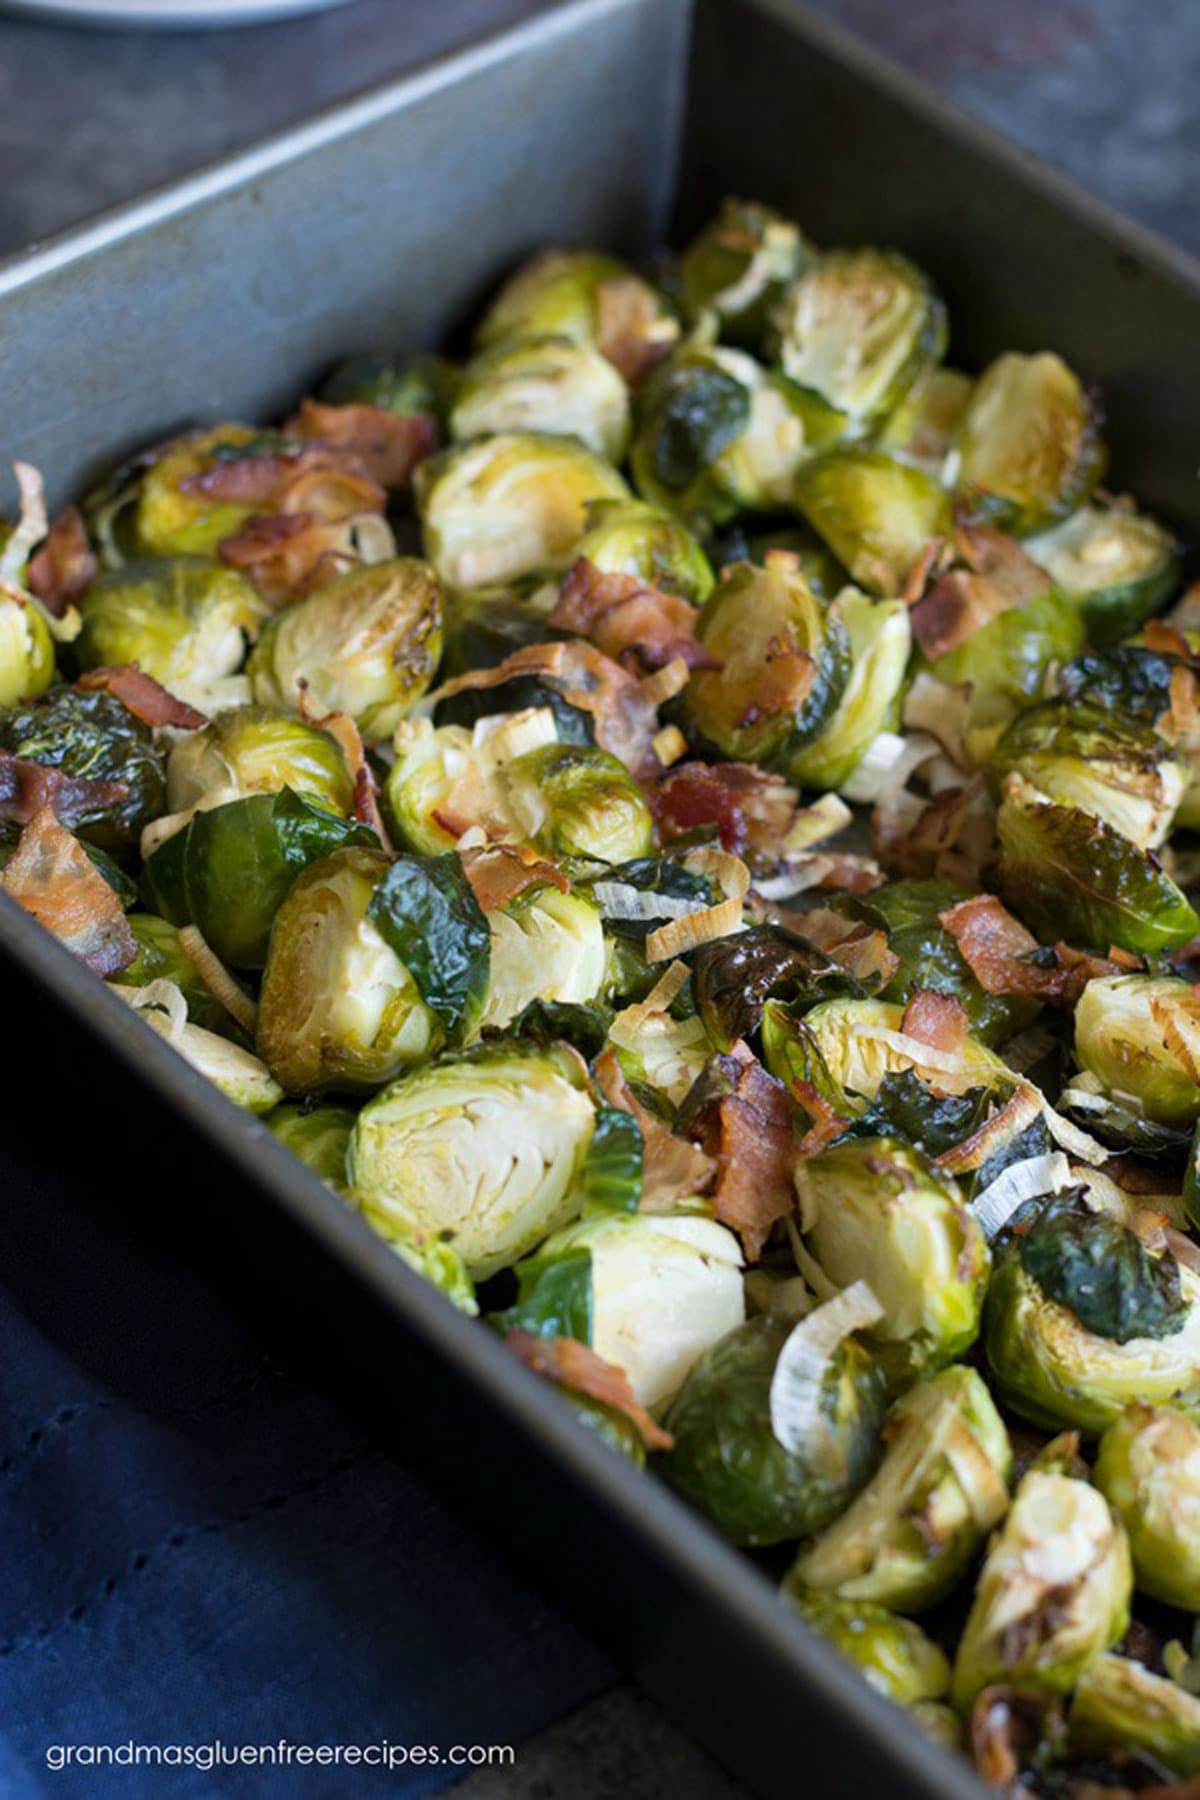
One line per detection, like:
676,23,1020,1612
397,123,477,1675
4,2,1200,1793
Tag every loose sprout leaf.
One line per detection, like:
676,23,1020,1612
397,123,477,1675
505,999,611,1060
490,1247,594,1345
646,360,753,494
853,1068,993,1158
367,852,490,1044
581,1106,644,1214
692,924,866,1052
1019,1197,1190,1344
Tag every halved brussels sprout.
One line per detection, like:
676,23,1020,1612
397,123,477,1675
134,424,262,556
685,557,850,768
951,1468,1130,1712
386,712,652,865
768,996,1007,1114
0,589,54,707
474,248,680,376
74,557,263,713
781,1588,950,1707
786,592,911,792
573,497,714,604
631,344,841,532
247,558,442,742
878,365,974,478
790,1365,1012,1613
680,198,812,349
143,788,377,969
1075,974,1200,1129
416,433,629,589
162,704,354,831
118,982,283,1113
772,249,945,429
1026,502,1179,645
984,1200,1200,1434
1069,1655,1200,1777
992,703,1183,852
450,334,630,463
793,451,951,597
265,1100,356,1188
996,773,1199,955
348,1040,597,1280
661,1313,886,1545
0,684,165,850
1094,1403,1200,1610
354,1199,478,1314
319,350,457,427
498,1209,745,1409
477,884,606,1035
257,846,445,1090
112,911,235,1036
955,352,1105,535
795,1137,990,1390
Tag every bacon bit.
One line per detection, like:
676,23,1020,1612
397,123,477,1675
939,893,1064,1000
792,1080,853,1160
1,805,135,976
692,1042,795,1261
1159,661,1200,746
76,664,207,731
285,398,437,490
180,443,382,509
954,524,1052,603
909,567,1020,661
294,695,390,849
593,1045,715,1210
594,276,679,385
901,988,969,1056
1144,618,1196,662
0,750,130,831
26,505,96,617
551,557,718,675
874,779,995,887
742,635,816,729
459,843,569,914
809,854,884,895
827,922,899,987
900,535,944,604
505,1330,675,1452
648,761,799,860
969,1687,1063,1792
1053,940,1145,1005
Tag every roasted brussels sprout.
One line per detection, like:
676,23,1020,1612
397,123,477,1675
1094,1404,1200,1610
685,556,850,769
794,1137,990,1390
116,980,283,1113
386,712,653,864
143,789,377,969
256,845,496,1090
247,559,442,742
499,1209,745,1408
265,1100,356,1188
416,433,629,589
661,1310,886,1546
474,248,679,378
161,703,354,832
877,365,973,478
0,683,165,850
1075,974,1200,1129
134,424,262,557
786,591,911,791
74,556,263,714
348,1040,597,1280
950,1468,1131,1711
955,352,1105,535
572,497,714,604
781,1588,950,1706
767,995,1007,1115
631,344,840,531
771,249,946,430
477,882,606,1035
984,1198,1200,1434
992,702,1184,852
354,1200,479,1314
680,198,812,349
318,350,457,425
1069,1654,1200,1777
793,451,951,597
1026,502,1180,645
450,334,630,463
0,587,54,707
996,773,1199,956
790,1366,1012,1613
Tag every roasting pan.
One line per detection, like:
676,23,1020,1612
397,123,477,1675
4,3,1200,1792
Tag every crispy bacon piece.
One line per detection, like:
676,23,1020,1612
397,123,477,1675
2,805,135,976
181,443,383,510
0,751,130,831
648,760,798,859
76,664,206,731
827,922,900,987
505,1331,674,1452
901,988,969,1056
939,893,1064,1000
874,781,995,887
1144,618,1197,662
909,526,1050,660
792,1079,853,1161
459,844,569,914
285,398,436,490
691,1041,795,1260
593,1046,715,1210
26,505,96,617
595,276,678,385
900,534,945,605
551,557,718,675
294,692,390,849
1053,941,1144,1005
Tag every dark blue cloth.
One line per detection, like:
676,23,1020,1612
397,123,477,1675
0,1102,614,1798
